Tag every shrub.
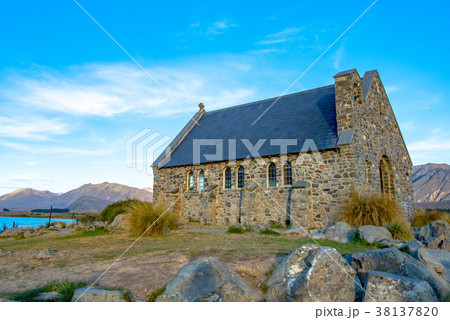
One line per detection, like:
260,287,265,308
77,214,99,224
127,201,177,237
259,228,280,236
412,208,450,227
147,285,167,302
387,219,414,241
100,199,142,223
227,225,245,234
340,190,404,227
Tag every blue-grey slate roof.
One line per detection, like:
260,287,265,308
156,85,338,168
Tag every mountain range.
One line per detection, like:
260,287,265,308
0,182,153,211
412,163,450,209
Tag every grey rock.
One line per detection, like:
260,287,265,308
280,226,308,236
401,239,424,253
417,220,450,249
94,221,107,229
36,247,56,259
72,287,126,302
109,214,130,230
267,243,360,302
309,222,355,243
357,225,392,243
347,247,449,300
379,238,404,249
157,257,261,302
23,231,35,238
440,240,450,252
251,224,271,233
34,291,62,301
346,247,405,283
411,248,446,275
363,271,438,302
0,228,25,237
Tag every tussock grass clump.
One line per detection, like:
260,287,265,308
412,208,450,227
147,285,167,302
227,225,246,234
387,219,414,241
3,281,87,302
100,199,142,223
340,190,404,227
127,202,177,237
259,229,280,236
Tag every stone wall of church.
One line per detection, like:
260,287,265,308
153,144,356,229
334,70,414,219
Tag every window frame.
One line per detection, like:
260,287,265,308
187,171,194,191
267,163,277,188
224,167,232,190
283,161,293,186
198,169,205,191
237,166,245,189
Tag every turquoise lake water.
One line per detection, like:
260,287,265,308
0,216,74,229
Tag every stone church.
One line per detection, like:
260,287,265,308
152,68,414,228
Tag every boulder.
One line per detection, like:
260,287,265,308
267,244,360,302
0,228,25,237
410,248,446,275
94,221,107,229
346,247,405,283
309,222,355,243
280,226,308,237
363,271,438,302
36,247,56,259
357,225,392,243
379,238,404,249
34,291,62,301
23,231,35,238
72,287,126,302
417,220,449,249
251,224,271,233
401,239,424,253
347,247,449,300
440,240,450,251
109,214,131,230
157,257,261,302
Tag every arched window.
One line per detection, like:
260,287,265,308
379,156,395,196
268,163,277,187
187,171,194,191
284,161,292,185
198,170,205,191
224,167,232,189
237,166,245,188
365,160,371,184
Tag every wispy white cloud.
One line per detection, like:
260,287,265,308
0,62,256,118
2,141,117,156
408,131,450,164
385,85,399,94
206,20,238,35
257,27,305,45
0,116,69,140
332,46,345,71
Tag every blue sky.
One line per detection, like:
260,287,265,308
0,0,449,195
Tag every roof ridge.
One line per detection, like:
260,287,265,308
206,84,335,114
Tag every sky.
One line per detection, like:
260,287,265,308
0,0,449,196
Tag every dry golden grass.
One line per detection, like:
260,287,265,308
412,208,450,227
387,219,414,241
127,201,178,237
340,190,404,227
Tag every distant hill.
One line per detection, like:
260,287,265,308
413,163,450,206
0,182,153,211
0,188,58,210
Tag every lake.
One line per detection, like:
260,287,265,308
0,216,74,229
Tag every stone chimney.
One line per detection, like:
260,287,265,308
333,69,362,136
